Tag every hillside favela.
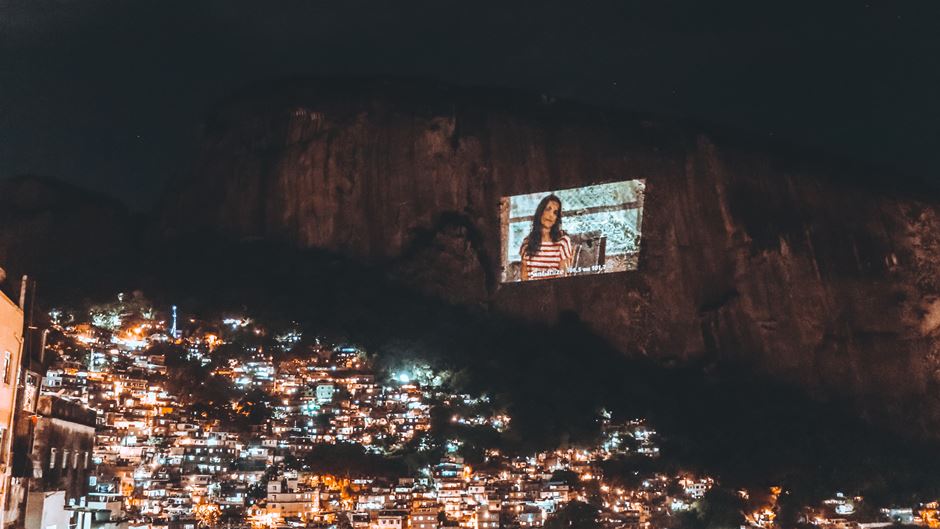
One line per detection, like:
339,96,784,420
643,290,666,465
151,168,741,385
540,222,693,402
0,282,935,529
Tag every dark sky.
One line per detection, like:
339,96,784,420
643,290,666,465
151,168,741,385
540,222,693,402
2,1,939,210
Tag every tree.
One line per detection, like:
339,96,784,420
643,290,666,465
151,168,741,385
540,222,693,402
335,513,354,529
549,469,581,487
678,488,746,529
543,501,600,529
234,389,272,427
193,503,220,528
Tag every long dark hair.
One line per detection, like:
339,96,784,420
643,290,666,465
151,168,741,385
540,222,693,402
525,194,563,257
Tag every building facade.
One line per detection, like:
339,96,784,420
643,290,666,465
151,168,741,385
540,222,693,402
0,289,23,528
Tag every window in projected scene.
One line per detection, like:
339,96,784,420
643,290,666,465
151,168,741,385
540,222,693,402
499,179,645,283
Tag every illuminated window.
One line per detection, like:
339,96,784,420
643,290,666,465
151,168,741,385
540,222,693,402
63,449,69,470
50,448,57,469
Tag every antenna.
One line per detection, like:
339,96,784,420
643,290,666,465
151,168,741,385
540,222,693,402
171,305,179,338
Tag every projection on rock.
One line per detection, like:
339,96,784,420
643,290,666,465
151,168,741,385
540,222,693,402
500,180,645,283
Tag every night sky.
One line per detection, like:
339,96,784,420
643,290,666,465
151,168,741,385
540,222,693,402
3,1,939,210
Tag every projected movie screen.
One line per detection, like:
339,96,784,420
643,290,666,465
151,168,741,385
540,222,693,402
500,179,645,282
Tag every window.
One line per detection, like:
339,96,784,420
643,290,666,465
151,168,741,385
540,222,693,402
62,450,69,470
49,448,57,469
84,452,89,469
73,451,79,469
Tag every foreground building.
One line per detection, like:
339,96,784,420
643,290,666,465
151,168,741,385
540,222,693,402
0,286,23,528
14,395,96,529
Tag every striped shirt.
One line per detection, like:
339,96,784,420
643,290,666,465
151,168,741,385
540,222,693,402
520,235,573,280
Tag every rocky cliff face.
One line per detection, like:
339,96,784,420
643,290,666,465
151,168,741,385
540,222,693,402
161,79,940,437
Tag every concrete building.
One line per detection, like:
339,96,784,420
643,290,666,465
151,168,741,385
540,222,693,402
372,509,408,529
263,476,320,523
470,504,499,529
409,506,440,529
8,395,96,529
72,477,127,529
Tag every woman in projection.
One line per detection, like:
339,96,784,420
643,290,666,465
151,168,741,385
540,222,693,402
519,194,573,281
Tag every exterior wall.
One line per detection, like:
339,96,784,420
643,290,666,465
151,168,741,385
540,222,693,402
410,508,440,529
6,395,96,528
25,490,67,529
33,416,96,502
0,291,23,528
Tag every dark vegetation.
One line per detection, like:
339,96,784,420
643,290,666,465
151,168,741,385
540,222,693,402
284,444,407,479
16,235,940,505
674,488,747,529
543,501,602,529
157,341,274,431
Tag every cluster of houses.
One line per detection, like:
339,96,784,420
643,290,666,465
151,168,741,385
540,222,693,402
0,287,931,529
